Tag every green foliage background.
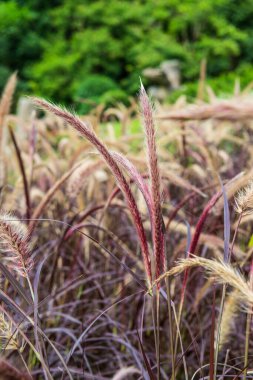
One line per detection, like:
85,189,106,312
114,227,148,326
1,0,253,109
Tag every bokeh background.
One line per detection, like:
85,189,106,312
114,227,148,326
1,0,253,111
2,2,253,379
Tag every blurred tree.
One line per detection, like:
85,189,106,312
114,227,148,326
1,0,253,108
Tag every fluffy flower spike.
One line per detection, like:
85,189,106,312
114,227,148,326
234,181,253,215
0,212,33,277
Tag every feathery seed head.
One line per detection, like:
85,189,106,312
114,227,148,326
0,212,33,277
218,289,239,348
139,84,165,279
150,256,253,308
0,314,19,350
234,181,253,215
67,160,102,200
0,72,17,121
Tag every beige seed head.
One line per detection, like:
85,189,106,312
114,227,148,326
234,180,253,215
219,289,239,348
0,212,33,277
149,256,253,308
0,314,19,350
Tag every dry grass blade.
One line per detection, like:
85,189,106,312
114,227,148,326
112,366,141,380
214,172,252,215
136,329,157,380
9,126,31,221
157,98,253,121
0,261,33,305
0,294,71,380
140,83,164,278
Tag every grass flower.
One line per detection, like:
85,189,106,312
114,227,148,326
0,313,19,351
234,181,253,215
0,212,33,278
140,83,165,279
150,256,253,307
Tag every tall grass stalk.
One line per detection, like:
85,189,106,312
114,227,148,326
31,97,152,283
171,301,188,380
139,83,165,379
165,265,175,380
139,83,164,279
214,180,230,379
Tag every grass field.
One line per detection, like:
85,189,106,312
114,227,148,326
1,73,253,379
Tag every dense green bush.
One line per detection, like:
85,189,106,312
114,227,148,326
74,74,127,113
1,0,253,109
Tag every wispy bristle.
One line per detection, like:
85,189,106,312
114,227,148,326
219,289,239,348
234,180,253,215
139,85,164,279
0,212,33,277
0,313,19,350
67,160,102,200
111,151,152,213
150,256,253,308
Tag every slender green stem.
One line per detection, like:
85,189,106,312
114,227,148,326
214,284,226,378
18,350,32,377
171,302,188,380
164,236,175,380
151,291,158,375
174,288,186,376
221,349,230,380
24,266,34,302
209,285,216,380
165,276,175,380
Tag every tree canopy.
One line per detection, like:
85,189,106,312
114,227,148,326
1,0,253,109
